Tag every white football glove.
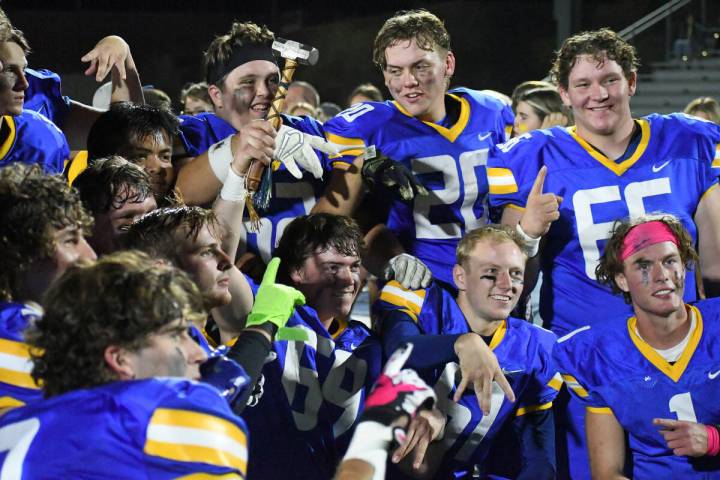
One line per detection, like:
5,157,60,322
275,125,345,180
384,253,433,290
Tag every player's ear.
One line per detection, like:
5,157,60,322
444,50,456,78
627,71,638,96
453,263,467,291
104,345,137,380
558,84,572,108
207,83,224,110
289,267,304,285
614,272,630,293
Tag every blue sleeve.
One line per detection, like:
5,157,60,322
379,309,462,369
283,114,343,172
145,382,249,478
553,331,607,409
487,131,546,209
323,103,376,169
513,408,556,480
24,68,71,127
517,328,561,410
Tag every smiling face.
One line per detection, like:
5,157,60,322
559,53,636,139
453,239,525,326
615,241,685,320
209,60,280,130
382,37,454,122
118,131,174,197
290,247,361,324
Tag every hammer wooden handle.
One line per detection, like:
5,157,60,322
246,58,298,192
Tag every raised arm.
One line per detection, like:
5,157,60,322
63,35,144,150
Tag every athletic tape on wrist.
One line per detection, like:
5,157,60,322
343,421,393,480
208,136,234,182
516,222,541,257
220,167,246,202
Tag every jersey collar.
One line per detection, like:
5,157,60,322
392,93,470,143
488,319,508,350
566,118,650,176
626,304,703,382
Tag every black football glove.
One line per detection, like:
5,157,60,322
361,148,429,203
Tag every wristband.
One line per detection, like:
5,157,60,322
343,421,395,480
706,425,720,456
220,167,247,202
208,136,234,182
516,222,541,257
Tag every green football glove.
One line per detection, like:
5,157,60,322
246,257,308,341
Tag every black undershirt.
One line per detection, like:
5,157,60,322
585,120,642,161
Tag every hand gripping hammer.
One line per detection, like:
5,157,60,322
244,38,319,228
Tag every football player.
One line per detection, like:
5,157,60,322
555,214,720,478
240,213,383,479
487,29,720,478
376,224,559,478
173,21,341,270
0,252,248,477
0,164,96,411
321,9,515,286
73,156,157,255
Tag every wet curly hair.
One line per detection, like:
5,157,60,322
121,205,222,266
595,214,697,304
73,155,153,216
29,250,206,397
0,164,92,301
274,213,365,283
549,28,640,90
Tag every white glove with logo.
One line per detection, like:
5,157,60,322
275,125,345,180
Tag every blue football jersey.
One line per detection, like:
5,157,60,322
0,378,249,478
24,68,72,127
323,88,512,285
0,302,43,410
0,110,69,174
242,305,382,479
177,112,348,262
376,280,561,477
554,300,720,478
488,114,720,336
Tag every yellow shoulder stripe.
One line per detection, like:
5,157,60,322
0,115,16,161
176,473,242,479
0,338,40,390
516,401,553,417
586,406,613,415
547,373,563,391
487,167,518,194
145,408,247,472
561,374,589,398
0,396,25,410
66,150,88,186
379,280,426,316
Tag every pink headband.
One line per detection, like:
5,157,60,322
619,221,679,262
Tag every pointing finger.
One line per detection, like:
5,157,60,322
261,257,280,285
529,165,547,197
